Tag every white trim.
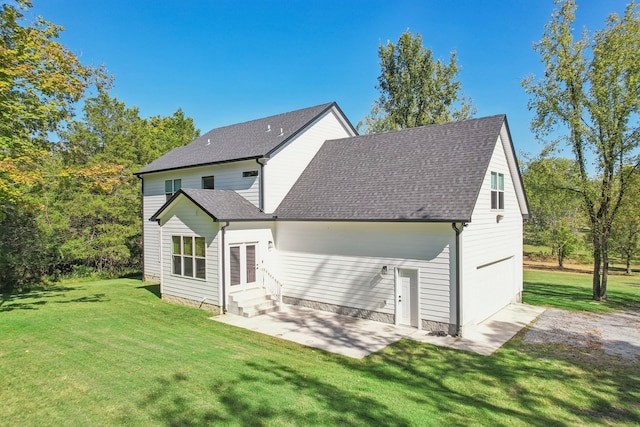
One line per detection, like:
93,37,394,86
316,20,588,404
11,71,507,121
159,224,164,294
218,226,223,307
226,241,259,292
499,124,529,217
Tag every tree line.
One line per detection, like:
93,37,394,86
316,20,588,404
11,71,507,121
0,1,198,292
522,157,640,275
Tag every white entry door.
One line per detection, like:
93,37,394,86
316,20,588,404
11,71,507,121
397,269,419,327
228,243,258,291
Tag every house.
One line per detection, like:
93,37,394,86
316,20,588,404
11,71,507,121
135,102,529,335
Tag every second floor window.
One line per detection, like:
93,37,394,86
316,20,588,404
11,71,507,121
491,172,504,210
165,179,182,201
202,176,215,189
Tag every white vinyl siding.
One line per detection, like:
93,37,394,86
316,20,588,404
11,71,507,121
263,108,355,213
275,221,454,324
141,160,259,280
158,200,220,304
142,200,163,282
460,126,524,325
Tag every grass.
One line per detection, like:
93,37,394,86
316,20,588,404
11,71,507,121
523,269,640,312
1,275,639,426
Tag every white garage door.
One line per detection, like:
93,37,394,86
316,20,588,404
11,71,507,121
472,257,514,324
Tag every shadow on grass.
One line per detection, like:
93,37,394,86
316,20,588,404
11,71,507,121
0,285,110,312
137,361,415,426
524,280,640,313
55,293,107,304
137,284,160,298
369,339,640,425
132,341,640,426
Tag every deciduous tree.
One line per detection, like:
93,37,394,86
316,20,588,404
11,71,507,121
610,168,640,274
522,157,584,267
361,31,475,133
0,0,105,291
522,0,640,300
49,91,199,275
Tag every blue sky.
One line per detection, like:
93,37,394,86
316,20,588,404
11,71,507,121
28,0,630,158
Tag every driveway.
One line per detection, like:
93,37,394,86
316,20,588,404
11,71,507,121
523,308,640,363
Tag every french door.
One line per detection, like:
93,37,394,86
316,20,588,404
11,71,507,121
228,243,258,290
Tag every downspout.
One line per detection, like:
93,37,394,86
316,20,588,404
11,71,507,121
255,158,266,212
136,174,145,280
451,222,467,337
220,221,230,313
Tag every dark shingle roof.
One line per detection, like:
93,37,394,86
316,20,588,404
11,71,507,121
136,102,345,175
150,189,271,222
274,115,507,222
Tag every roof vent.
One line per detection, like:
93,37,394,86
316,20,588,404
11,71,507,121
279,128,284,136
266,125,271,132
206,138,211,146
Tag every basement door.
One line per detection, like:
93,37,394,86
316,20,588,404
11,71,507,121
396,268,419,328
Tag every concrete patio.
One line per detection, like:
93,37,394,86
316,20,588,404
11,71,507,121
212,303,546,359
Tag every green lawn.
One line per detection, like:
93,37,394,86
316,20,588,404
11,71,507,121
523,269,640,312
1,275,639,426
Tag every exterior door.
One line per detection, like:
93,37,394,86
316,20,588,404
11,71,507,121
397,268,419,327
228,243,258,291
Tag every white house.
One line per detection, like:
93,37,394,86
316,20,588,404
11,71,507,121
135,102,529,335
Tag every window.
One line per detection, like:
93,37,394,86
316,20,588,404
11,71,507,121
202,176,215,189
172,235,206,279
242,170,258,177
491,172,504,210
229,243,257,286
165,179,182,201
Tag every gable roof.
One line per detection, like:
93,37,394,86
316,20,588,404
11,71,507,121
136,102,354,175
274,115,514,222
150,188,271,222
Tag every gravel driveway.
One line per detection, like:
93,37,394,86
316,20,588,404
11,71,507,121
524,308,640,363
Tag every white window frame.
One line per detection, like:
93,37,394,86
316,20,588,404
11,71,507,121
490,171,504,210
228,242,258,288
171,235,206,280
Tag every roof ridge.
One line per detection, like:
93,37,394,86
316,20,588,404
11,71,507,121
204,102,336,132
343,114,506,142
135,101,344,175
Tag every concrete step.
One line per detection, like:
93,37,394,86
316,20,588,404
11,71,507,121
229,288,267,303
233,295,272,307
228,288,280,318
241,302,279,318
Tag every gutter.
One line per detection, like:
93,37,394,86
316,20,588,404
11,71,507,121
220,221,230,313
451,222,467,337
255,158,266,211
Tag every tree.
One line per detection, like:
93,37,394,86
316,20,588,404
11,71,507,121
360,31,475,134
48,91,199,276
0,0,105,291
0,0,105,155
610,168,640,274
523,0,640,300
522,157,584,267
